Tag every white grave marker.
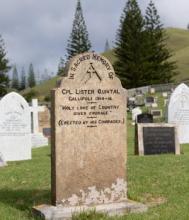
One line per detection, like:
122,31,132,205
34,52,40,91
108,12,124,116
0,92,31,161
132,107,142,121
168,83,189,143
30,99,48,148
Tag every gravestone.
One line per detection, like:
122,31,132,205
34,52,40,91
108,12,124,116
150,88,155,94
0,152,7,167
33,52,147,218
137,113,153,123
0,92,31,161
162,92,168,98
168,83,189,143
30,99,48,148
150,109,162,118
43,128,51,137
135,94,145,106
151,103,158,108
136,123,180,155
135,113,153,154
132,107,142,121
127,98,136,111
145,96,155,106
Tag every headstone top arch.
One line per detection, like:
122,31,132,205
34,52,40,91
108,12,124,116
60,52,119,87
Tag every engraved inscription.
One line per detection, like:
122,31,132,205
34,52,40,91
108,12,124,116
143,127,175,154
58,89,124,128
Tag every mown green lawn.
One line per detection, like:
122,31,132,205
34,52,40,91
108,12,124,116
0,120,189,220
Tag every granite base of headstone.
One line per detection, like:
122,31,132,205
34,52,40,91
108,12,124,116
136,123,180,155
33,52,147,218
33,201,148,220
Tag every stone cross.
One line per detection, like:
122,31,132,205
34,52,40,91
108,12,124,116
30,99,45,134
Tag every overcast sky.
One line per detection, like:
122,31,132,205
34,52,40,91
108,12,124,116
0,0,189,76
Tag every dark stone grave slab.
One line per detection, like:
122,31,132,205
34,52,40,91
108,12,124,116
136,123,180,155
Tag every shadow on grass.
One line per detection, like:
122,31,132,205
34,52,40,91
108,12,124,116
0,188,50,219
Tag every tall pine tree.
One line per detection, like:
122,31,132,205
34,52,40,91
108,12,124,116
27,63,36,88
66,0,91,59
11,65,19,90
114,0,145,89
20,67,26,90
144,0,177,84
0,35,10,96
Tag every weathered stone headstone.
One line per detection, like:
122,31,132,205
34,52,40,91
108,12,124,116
33,52,147,218
137,113,153,123
136,123,180,155
0,92,31,161
30,99,48,148
132,107,142,121
0,152,7,167
168,83,189,143
52,52,127,205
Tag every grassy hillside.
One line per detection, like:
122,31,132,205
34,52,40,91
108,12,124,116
167,28,189,81
23,28,189,101
103,28,189,82
21,76,60,101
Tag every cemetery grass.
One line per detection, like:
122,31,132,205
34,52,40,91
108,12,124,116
1,121,189,219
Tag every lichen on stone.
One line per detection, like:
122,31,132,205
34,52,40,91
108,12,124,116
61,178,127,206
